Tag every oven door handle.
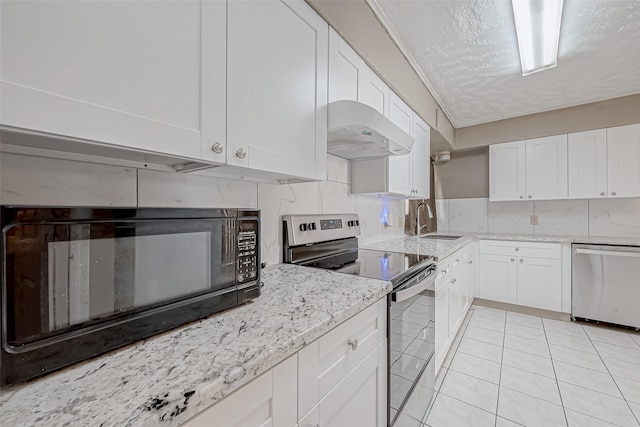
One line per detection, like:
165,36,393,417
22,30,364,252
392,276,435,303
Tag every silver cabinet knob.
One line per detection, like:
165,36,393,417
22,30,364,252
528,195,532,199
600,192,606,196
468,260,473,264
611,191,617,196
211,142,223,154
348,339,359,351
511,258,515,262
235,148,247,159
520,195,524,199
515,248,519,251
520,258,524,263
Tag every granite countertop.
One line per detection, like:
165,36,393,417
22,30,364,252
0,264,391,427
362,235,475,261
363,233,640,261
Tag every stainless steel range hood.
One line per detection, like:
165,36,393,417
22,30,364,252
327,100,414,160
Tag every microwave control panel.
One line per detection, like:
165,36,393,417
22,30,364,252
237,221,258,284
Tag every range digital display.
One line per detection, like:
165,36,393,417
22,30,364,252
320,219,343,230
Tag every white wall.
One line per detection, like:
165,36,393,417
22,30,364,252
0,153,405,266
437,197,640,238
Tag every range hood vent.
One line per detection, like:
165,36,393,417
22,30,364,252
327,100,414,160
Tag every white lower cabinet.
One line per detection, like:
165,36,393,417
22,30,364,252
183,354,297,427
301,341,387,427
478,240,562,312
182,298,387,427
435,242,475,373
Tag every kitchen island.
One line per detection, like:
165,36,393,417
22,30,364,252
0,264,391,426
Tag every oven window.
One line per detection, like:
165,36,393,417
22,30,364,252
3,219,236,348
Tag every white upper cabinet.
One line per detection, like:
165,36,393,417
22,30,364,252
328,28,360,103
387,93,414,196
525,134,568,200
0,0,226,163
411,115,431,199
489,141,526,201
607,123,640,198
227,0,328,181
358,65,390,116
568,129,608,199
490,136,567,201
328,28,390,116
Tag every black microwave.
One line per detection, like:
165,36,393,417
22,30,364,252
0,207,260,386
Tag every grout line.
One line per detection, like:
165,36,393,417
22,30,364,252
495,310,507,427
542,314,571,427
583,329,640,426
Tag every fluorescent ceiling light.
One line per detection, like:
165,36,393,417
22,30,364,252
512,0,564,76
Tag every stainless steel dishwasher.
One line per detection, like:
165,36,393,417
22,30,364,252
573,244,640,330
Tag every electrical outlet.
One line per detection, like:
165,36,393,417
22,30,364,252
530,214,539,225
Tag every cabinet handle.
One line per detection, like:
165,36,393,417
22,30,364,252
515,248,519,251
520,258,524,263
468,260,473,264
528,195,532,199
511,258,515,262
600,192,606,196
347,339,359,351
211,142,224,154
611,191,617,196
520,195,524,199
235,148,247,159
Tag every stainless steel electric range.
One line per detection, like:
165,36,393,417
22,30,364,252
283,213,437,426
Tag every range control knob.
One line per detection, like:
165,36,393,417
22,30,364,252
299,224,307,231
308,222,317,230
347,220,354,227
356,220,360,226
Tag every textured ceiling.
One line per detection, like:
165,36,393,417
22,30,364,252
371,0,640,127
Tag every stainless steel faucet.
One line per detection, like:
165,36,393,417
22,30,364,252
416,202,434,235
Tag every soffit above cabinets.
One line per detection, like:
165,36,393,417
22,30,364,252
369,0,640,128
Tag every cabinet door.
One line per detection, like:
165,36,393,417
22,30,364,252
318,341,386,427
411,115,431,199
463,254,476,311
478,254,517,304
568,129,608,199
489,141,526,201
183,355,297,427
328,28,360,103
358,64,390,116
0,0,225,163
607,124,640,198
525,135,568,200
447,271,464,339
227,0,328,181
434,285,449,372
387,92,414,196
517,257,561,312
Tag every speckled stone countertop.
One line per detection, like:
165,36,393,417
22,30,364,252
0,264,391,427
362,234,475,261
363,233,640,261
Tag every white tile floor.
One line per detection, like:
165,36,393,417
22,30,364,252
414,305,640,427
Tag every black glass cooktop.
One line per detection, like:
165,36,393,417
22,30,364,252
300,249,433,285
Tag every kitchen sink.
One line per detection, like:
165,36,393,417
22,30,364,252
419,234,463,240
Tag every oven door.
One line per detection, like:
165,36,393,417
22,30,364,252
388,264,436,426
1,207,243,385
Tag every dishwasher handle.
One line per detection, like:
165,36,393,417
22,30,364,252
575,248,640,258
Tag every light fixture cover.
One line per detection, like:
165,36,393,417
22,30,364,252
512,0,564,76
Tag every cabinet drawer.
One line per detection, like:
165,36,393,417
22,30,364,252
479,240,560,259
298,298,386,418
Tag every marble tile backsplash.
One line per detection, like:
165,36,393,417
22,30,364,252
0,153,403,267
439,197,640,238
